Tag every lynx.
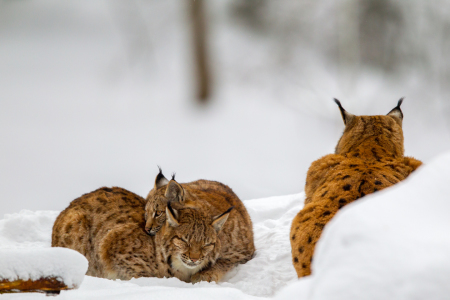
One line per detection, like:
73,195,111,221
290,99,422,278
144,168,252,238
52,180,255,282
143,171,256,282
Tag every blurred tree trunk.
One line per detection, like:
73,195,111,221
190,0,210,103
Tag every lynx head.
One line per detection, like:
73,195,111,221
334,98,405,158
158,204,233,270
145,168,187,236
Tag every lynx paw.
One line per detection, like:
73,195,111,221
191,272,218,284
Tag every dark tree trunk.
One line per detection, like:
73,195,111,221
190,0,210,103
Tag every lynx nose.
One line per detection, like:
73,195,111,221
145,227,155,236
191,258,198,263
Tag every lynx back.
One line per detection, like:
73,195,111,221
290,99,422,277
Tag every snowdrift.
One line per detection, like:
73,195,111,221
1,152,450,299
0,194,302,298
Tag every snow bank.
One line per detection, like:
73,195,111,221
0,248,88,289
0,193,303,298
277,151,450,300
0,211,88,290
0,210,58,249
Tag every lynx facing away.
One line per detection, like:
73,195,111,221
290,99,422,278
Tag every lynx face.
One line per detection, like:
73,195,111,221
145,170,186,236
144,191,167,236
158,205,231,276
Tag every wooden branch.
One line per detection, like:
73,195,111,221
0,277,71,295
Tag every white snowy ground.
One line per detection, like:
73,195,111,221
2,152,450,299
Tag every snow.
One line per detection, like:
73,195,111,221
0,193,303,299
0,248,87,289
2,153,450,299
0,211,88,289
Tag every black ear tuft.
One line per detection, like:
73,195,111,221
155,166,169,189
333,98,355,125
387,97,404,121
334,98,343,108
171,173,176,181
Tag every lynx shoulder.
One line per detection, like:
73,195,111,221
290,99,422,278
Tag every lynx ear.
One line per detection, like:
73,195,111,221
165,177,185,205
165,202,179,227
211,206,234,233
334,98,355,125
387,97,404,126
154,166,169,189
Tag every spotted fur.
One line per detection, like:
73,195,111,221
144,173,256,283
52,180,255,283
290,99,422,277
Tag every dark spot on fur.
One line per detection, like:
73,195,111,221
294,257,299,263
374,188,378,192
302,263,307,269
375,181,382,185
372,148,381,161
350,164,357,168
97,198,107,205
361,192,366,197
102,187,113,193
321,191,328,197
65,224,73,232
338,199,346,205
342,175,350,180
121,197,127,201
315,223,325,229
323,211,331,217
298,247,304,254
343,184,351,191
358,180,366,194
291,234,296,240
329,196,337,201
308,236,312,244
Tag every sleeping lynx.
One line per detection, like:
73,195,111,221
52,177,255,283
143,171,256,281
290,99,422,277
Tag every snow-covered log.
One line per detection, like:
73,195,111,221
0,248,88,294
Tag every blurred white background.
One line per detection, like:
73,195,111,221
1,0,449,216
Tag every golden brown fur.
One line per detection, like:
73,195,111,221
144,173,256,282
290,99,422,277
52,178,255,283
